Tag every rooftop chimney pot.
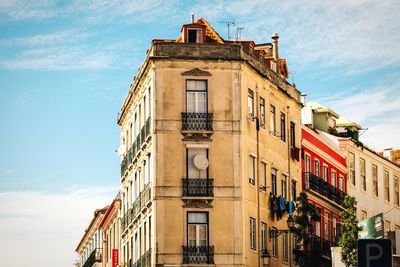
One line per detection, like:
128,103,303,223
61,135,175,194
191,13,195,23
271,33,280,74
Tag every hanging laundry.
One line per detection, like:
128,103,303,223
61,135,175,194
288,200,295,216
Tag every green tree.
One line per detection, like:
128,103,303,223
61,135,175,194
291,192,321,267
339,195,362,267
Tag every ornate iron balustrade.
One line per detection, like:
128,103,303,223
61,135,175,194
183,246,214,264
303,172,346,206
82,248,102,267
121,118,152,176
182,112,213,131
132,249,152,267
310,235,333,258
182,178,213,197
122,184,152,233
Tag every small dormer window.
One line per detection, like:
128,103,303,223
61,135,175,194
187,28,203,43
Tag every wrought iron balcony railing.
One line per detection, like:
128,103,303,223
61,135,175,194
182,112,213,131
310,235,333,258
128,248,151,267
121,117,151,176
183,246,214,264
82,248,102,267
302,172,346,206
122,184,152,232
182,178,213,197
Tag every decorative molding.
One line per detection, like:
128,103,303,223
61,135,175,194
182,199,213,208
181,68,212,76
182,132,212,141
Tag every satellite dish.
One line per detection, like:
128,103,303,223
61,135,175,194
193,154,209,170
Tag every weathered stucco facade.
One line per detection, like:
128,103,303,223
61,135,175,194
116,18,302,267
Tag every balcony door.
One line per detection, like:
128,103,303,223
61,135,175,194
186,80,207,113
188,212,208,247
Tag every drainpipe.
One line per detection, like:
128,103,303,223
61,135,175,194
256,90,261,267
286,105,292,267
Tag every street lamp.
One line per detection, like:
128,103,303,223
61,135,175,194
261,249,272,266
269,216,295,238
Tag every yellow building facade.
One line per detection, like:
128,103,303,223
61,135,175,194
117,18,302,267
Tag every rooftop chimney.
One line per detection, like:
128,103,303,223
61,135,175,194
300,93,307,106
271,33,280,74
191,13,195,23
384,148,393,161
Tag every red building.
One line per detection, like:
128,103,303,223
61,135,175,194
301,125,347,261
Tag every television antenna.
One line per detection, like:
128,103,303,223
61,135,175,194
236,27,244,41
220,20,235,40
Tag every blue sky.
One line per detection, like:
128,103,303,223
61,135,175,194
0,1,399,267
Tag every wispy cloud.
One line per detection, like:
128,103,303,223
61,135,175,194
193,0,400,73
0,31,90,47
1,45,116,70
0,186,117,267
0,0,60,20
318,81,400,151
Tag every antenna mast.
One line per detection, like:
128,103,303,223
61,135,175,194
236,27,244,40
220,20,235,40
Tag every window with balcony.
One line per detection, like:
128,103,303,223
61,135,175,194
270,105,276,135
305,155,311,173
187,80,207,113
183,147,212,196
323,165,328,182
260,97,265,128
280,112,286,142
332,171,337,188
384,170,390,201
314,160,320,177
248,89,254,120
250,217,256,250
339,176,344,191
324,212,331,241
183,80,211,131
315,212,321,237
248,155,256,185
184,212,213,264
271,168,277,195
349,152,355,186
360,158,366,191
333,217,338,242
372,164,378,197
394,176,399,206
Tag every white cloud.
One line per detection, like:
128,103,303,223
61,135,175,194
0,31,90,47
0,0,60,20
0,186,117,267
318,83,400,151
192,0,400,73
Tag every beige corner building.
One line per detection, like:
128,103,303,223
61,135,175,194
117,17,303,267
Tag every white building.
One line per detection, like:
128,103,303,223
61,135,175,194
76,206,108,267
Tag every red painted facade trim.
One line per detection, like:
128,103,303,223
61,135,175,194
302,128,346,166
301,125,347,243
